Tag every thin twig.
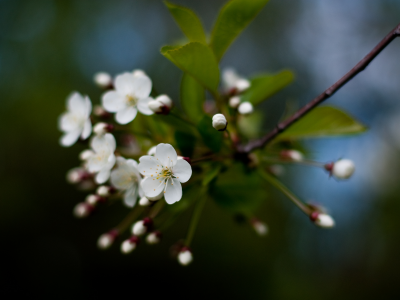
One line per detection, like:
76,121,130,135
239,22,400,153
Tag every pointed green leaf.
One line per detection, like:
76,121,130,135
180,73,205,124
161,42,220,92
164,1,207,43
197,115,223,152
241,70,294,105
210,0,269,61
277,106,367,140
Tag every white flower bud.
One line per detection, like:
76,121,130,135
97,230,118,249
139,196,151,206
314,213,335,228
146,231,161,245
66,168,83,184
212,114,228,131
147,146,156,156
85,194,99,205
79,150,94,161
281,150,304,162
235,79,251,92
132,69,147,77
229,96,241,108
73,202,92,218
132,220,148,236
94,72,112,88
238,102,253,115
252,220,268,236
93,122,113,136
148,95,173,114
120,236,139,254
97,185,110,197
332,159,355,179
178,249,193,266
93,105,109,117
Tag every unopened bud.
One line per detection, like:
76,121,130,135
251,219,268,236
178,247,193,266
238,102,253,115
79,149,94,161
229,96,241,108
146,231,162,245
85,194,106,205
212,114,228,131
280,150,304,162
331,159,355,179
132,69,147,78
96,185,115,197
93,105,111,118
94,72,112,89
93,122,114,135
73,202,94,218
310,212,335,228
132,218,153,236
66,167,89,184
139,196,151,206
121,236,140,254
235,79,251,92
97,229,119,249
148,95,173,114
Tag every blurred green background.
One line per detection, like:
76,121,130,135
2,0,400,298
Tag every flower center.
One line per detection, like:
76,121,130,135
159,167,174,179
126,94,138,106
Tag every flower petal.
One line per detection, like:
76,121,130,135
123,188,138,207
104,133,116,152
115,106,137,124
60,129,81,147
95,169,111,184
102,91,126,112
131,75,152,99
81,119,92,140
155,143,177,167
137,97,154,116
67,92,86,114
138,156,160,177
141,176,165,197
114,73,136,95
84,96,92,117
110,169,132,190
173,159,192,183
91,133,116,153
164,178,182,204
58,113,80,132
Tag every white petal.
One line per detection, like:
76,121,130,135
67,92,86,114
114,73,136,95
137,97,154,115
123,186,138,207
164,178,182,204
104,133,116,152
102,91,127,112
95,169,111,184
60,130,81,147
138,156,160,177
173,159,192,183
81,119,92,140
58,113,80,132
141,176,165,197
87,154,107,172
91,133,116,153
115,106,137,124
84,96,92,117
110,169,132,190
222,68,239,89
131,75,152,99
155,143,177,167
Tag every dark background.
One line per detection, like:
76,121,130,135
1,0,400,299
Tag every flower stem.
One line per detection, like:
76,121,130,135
115,206,144,233
149,200,165,219
262,157,325,168
169,111,196,127
185,194,208,247
258,169,312,216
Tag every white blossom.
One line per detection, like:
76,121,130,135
86,133,116,184
73,202,92,218
147,146,156,156
148,95,173,114
178,249,193,266
94,72,112,88
58,92,92,147
102,72,154,124
138,143,192,204
238,101,253,115
139,196,151,206
97,230,118,249
229,96,241,108
93,122,111,135
120,236,140,254
212,114,228,131
110,157,143,207
146,232,161,244
332,159,355,179
79,149,94,161
222,68,251,93
132,69,147,78
314,213,335,228
132,220,150,236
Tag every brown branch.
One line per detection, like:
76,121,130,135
238,22,400,153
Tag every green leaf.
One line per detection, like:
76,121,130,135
210,0,269,61
164,1,207,43
202,164,222,187
197,115,223,152
211,163,265,213
241,70,294,105
161,42,220,92
175,131,196,157
277,106,367,140
180,73,205,124
152,114,195,135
